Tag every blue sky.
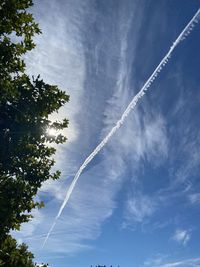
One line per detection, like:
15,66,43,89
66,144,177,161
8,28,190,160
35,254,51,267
13,1,200,267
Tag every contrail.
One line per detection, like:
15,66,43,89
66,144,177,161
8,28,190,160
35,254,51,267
43,9,200,247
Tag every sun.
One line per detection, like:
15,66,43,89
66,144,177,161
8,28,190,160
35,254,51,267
46,127,58,137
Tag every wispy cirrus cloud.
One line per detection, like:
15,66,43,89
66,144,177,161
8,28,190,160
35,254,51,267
188,193,200,204
144,256,200,267
125,193,156,223
15,153,125,255
172,229,191,246
13,1,200,264
14,1,141,254
119,113,168,226
144,254,169,267
156,257,200,267
26,0,89,146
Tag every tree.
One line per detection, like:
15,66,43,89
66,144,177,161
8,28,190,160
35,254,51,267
0,74,69,238
0,235,35,267
0,0,69,264
0,235,49,267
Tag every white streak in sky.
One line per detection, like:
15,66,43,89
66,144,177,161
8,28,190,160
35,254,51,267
43,9,200,247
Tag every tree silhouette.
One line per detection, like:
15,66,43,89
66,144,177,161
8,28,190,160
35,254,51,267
0,0,69,266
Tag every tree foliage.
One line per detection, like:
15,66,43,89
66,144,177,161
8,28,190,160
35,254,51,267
0,0,41,75
0,235,49,267
0,0,69,264
0,235,34,267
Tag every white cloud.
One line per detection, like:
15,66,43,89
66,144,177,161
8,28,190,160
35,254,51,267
17,209,44,237
13,153,124,254
97,6,168,228
144,255,200,267
39,177,72,201
172,229,191,246
169,105,200,187
25,0,88,145
144,115,168,164
126,194,156,223
156,257,200,267
189,193,200,204
144,254,169,266
17,0,140,255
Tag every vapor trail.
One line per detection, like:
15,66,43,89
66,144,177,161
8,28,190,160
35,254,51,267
43,9,200,247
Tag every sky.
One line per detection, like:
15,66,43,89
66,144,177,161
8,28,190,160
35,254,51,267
13,1,200,267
